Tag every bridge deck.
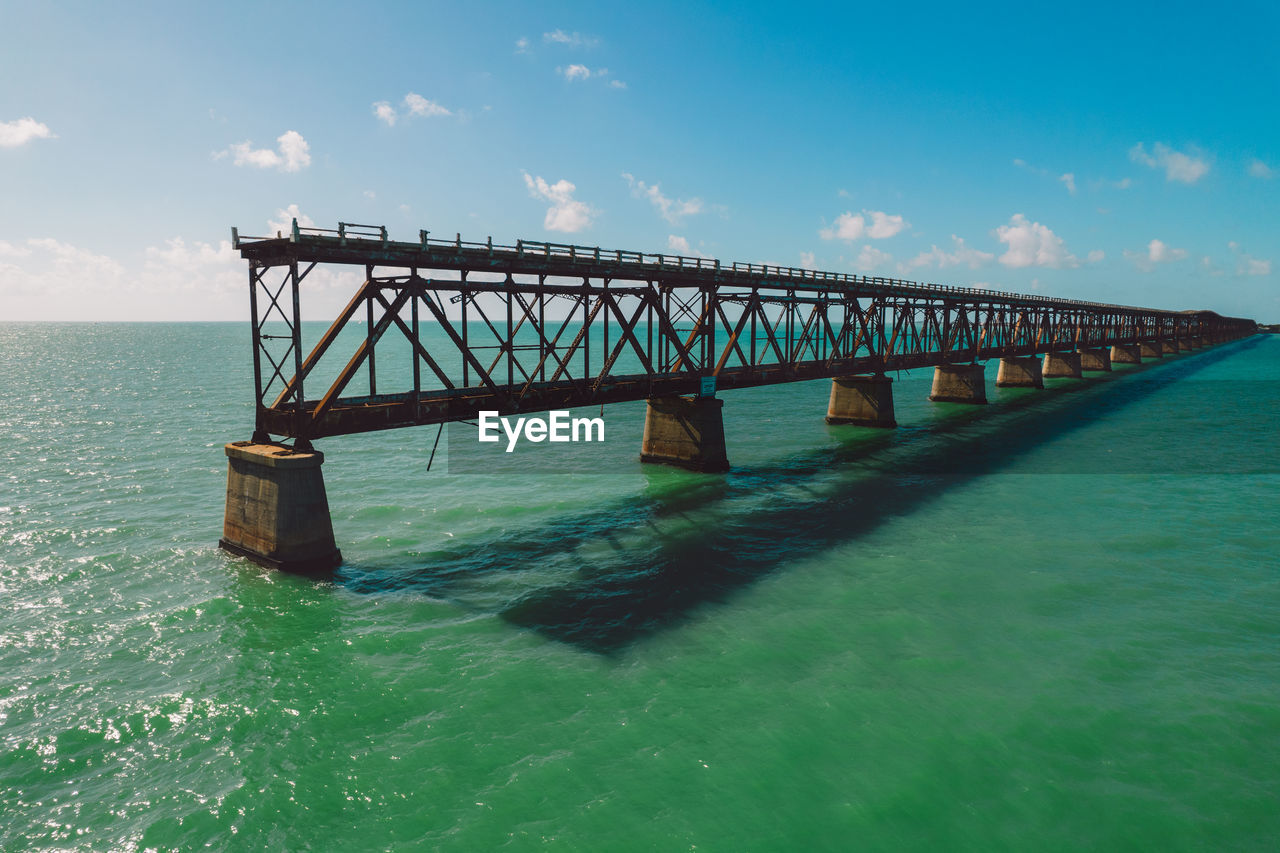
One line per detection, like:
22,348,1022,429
233,222,1254,441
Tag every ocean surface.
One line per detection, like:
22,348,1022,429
2,322,1277,851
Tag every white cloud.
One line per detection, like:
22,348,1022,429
372,94,452,126
1241,257,1271,276
855,245,893,272
1248,159,1274,179
622,174,704,224
1060,173,1077,195
1227,242,1272,276
902,235,994,271
363,189,376,199
373,101,397,126
0,239,127,305
0,231,361,320
560,64,593,81
866,211,907,239
403,93,451,117
1086,249,1105,264
221,130,311,172
668,235,691,254
609,79,628,89
544,29,599,48
0,116,55,148
799,251,816,269
1129,142,1210,184
1123,238,1188,271
994,214,1079,268
820,209,908,242
267,204,315,236
1148,239,1187,264
523,172,596,232
515,37,531,54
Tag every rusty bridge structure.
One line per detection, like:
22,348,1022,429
219,220,1257,573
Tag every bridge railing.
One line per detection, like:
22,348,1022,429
232,222,1180,316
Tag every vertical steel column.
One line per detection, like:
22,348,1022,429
365,264,376,398
249,264,267,442
411,268,420,404
289,260,307,442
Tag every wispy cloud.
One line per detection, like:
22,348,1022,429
217,130,311,172
994,214,1079,268
515,36,531,55
1124,238,1188,271
0,116,55,148
267,204,315,236
1129,142,1210,184
543,29,600,48
819,210,908,242
403,93,451,117
373,93,452,126
372,101,397,126
1228,241,1272,276
523,172,596,232
1248,158,1274,179
557,64,623,87
1014,158,1080,196
901,236,994,272
855,245,893,272
622,174,704,224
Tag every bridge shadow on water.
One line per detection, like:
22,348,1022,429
336,339,1260,656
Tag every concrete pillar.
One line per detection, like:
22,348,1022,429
640,396,730,472
995,356,1043,389
1185,337,1202,349
826,374,897,427
1043,351,1083,378
1111,344,1142,364
1080,348,1112,372
930,363,987,404
1162,340,1180,355
220,442,341,574
1139,341,1164,359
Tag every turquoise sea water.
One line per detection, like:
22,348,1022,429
1,323,1277,851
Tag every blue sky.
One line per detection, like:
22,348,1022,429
1,0,1276,321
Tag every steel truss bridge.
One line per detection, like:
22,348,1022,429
234,221,1256,445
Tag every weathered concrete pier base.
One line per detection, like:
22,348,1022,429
1042,351,1083,379
1185,337,1202,349
640,396,730,472
1162,340,1180,355
1139,341,1164,359
1111,344,1142,364
995,356,1044,388
826,374,897,427
219,442,341,574
930,363,987,404
1080,348,1112,372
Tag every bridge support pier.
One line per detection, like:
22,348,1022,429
1140,341,1164,359
1043,351,1083,378
995,357,1043,388
826,374,897,427
1080,348,1112,372
1185,337,1202,349
1111,344,1141,364
641,396,730,472
219,442,341,575
1162,340,1180,355
930,363,987,404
